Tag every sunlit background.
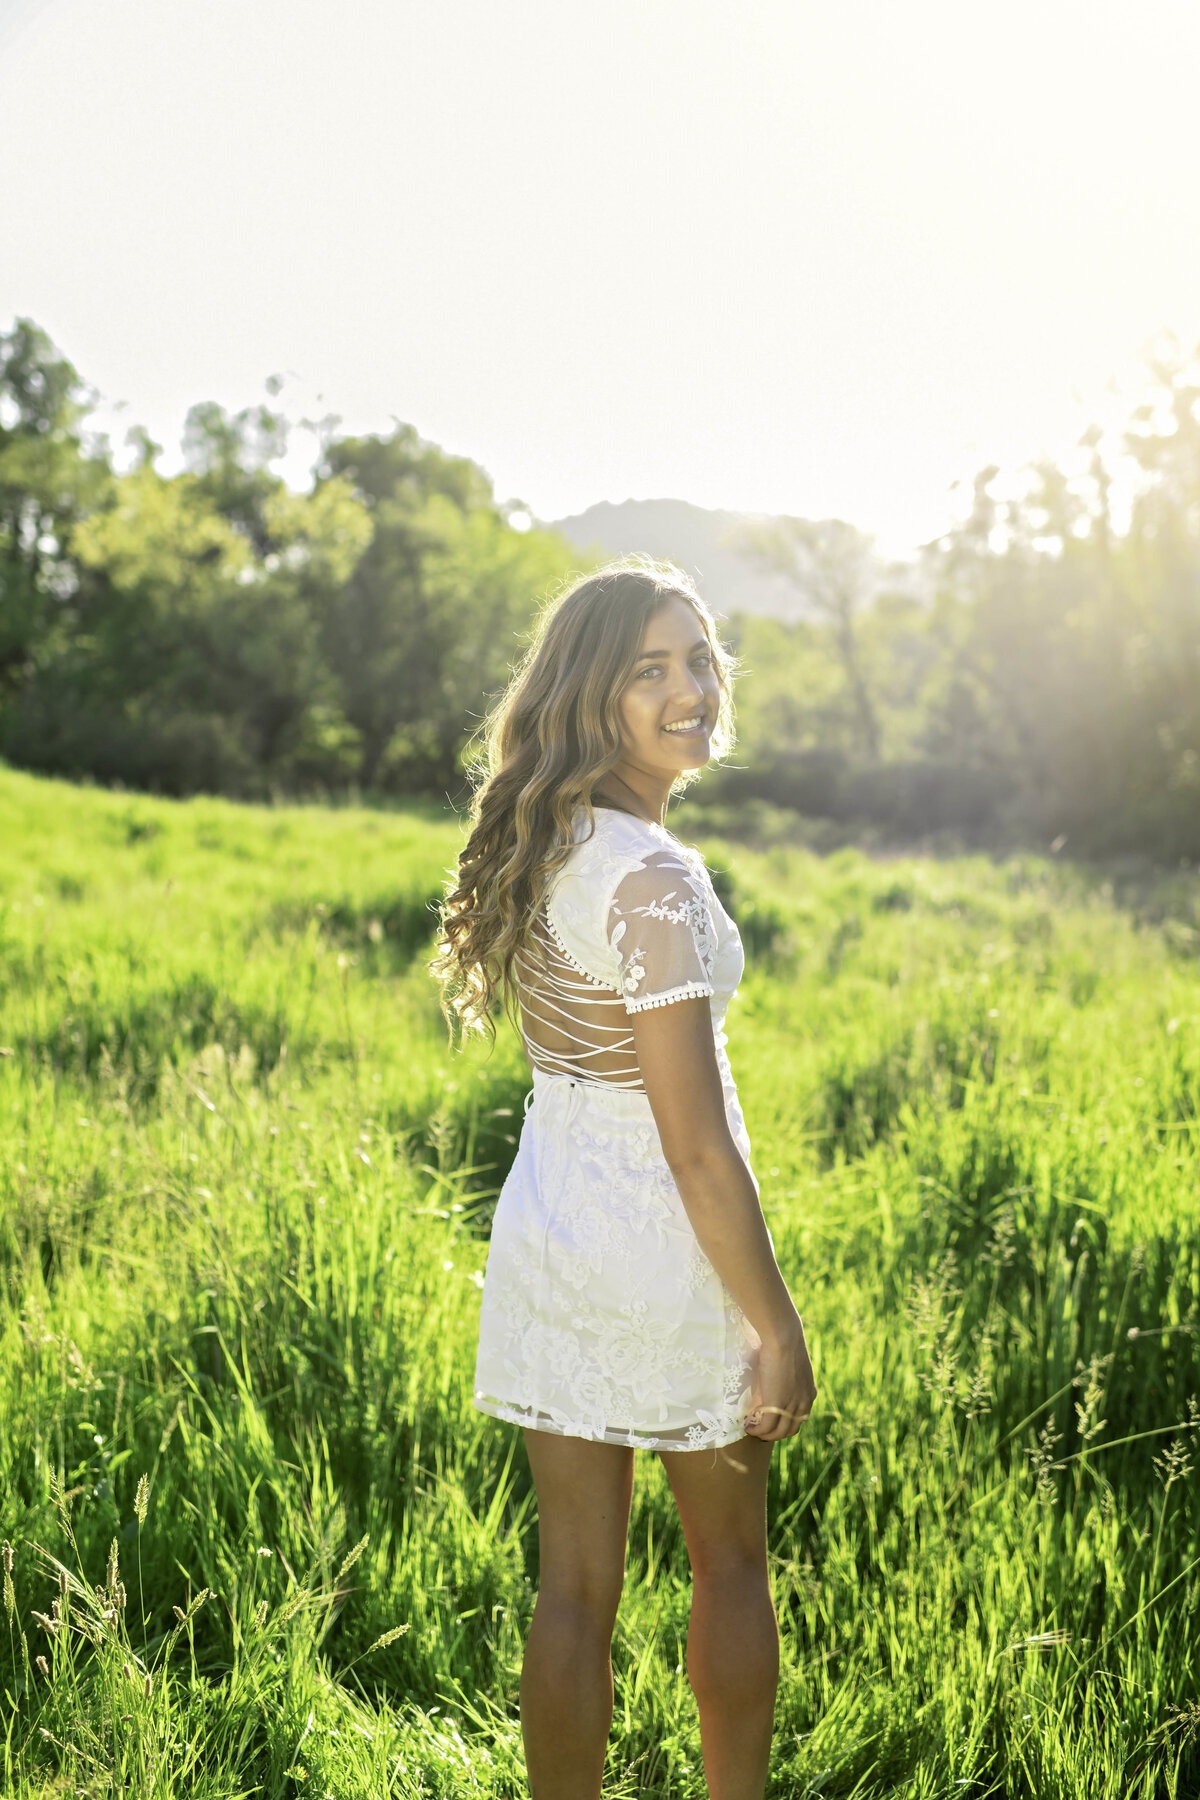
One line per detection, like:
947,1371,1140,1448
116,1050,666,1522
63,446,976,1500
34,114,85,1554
4,0,1200,553
5,10,1200,1796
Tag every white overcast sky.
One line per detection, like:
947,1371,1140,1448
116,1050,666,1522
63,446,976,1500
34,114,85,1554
2,0,1199,555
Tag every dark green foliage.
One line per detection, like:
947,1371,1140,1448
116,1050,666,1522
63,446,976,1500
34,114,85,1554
707,748,1009,839
319,429,572,793
5,315,1200,860
0,321,579,802
0,319,111,701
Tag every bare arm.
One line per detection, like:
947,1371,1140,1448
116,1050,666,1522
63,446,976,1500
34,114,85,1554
630,996,816,1440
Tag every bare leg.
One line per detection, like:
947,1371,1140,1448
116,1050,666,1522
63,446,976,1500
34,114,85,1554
658,1436,778,1800
520,1429,635,1799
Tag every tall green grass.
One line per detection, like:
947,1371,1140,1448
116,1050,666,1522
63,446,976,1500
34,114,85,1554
1,764,1197,1797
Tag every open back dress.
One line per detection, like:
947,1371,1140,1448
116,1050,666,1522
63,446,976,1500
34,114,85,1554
472,804,760,1452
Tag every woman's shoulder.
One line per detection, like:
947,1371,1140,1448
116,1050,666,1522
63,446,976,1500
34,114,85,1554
570,805,705,871
553,809,713,924
543,808,724,987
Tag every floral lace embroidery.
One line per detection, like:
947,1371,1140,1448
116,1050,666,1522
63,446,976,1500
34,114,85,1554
520,815,735,1087
608,856,717,1006
473,1077,756,1450
611,872,717,1009
473,810,756,1453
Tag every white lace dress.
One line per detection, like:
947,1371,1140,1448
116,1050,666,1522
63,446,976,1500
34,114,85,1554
472,806,760,1452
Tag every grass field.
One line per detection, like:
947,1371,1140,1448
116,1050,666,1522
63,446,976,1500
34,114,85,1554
1,762,1198,1798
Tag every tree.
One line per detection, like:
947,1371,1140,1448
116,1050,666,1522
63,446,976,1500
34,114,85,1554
417,502,581,792
0,318,109,706
319,426,576,791
181,395,290,554
729,515,885,760
916,341,1200,854
59,459,373,789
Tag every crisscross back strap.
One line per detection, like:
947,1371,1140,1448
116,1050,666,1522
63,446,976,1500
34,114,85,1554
515,909,644,1090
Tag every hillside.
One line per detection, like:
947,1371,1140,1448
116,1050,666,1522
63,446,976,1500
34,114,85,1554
547,497,809,620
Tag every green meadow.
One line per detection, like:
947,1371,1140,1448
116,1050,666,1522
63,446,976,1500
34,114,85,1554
0,762,1197,1798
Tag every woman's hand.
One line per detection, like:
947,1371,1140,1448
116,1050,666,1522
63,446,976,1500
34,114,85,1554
745,1321,817,1442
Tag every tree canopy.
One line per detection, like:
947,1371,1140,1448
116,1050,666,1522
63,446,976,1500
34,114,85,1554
0,319,579,801
2,315,1199,860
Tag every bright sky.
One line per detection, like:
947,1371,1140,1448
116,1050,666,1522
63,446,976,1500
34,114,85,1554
2,0,1199,556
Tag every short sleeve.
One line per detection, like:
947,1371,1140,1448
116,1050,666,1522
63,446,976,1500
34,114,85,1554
607,851,716,1013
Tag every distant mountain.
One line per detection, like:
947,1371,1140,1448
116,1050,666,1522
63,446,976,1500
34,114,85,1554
546,498,808,621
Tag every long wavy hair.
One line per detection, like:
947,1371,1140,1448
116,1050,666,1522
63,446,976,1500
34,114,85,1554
430,556,737,1043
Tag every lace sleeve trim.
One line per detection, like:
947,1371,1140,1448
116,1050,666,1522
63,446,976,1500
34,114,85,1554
624,979,715,1014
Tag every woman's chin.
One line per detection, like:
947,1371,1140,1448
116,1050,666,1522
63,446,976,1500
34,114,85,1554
659,732,711,772
667,750,710,780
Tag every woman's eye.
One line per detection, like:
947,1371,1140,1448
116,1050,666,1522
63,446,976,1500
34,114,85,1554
635,654,709,681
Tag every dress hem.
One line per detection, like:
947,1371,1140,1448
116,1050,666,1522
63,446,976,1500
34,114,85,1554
473,1394,750,1454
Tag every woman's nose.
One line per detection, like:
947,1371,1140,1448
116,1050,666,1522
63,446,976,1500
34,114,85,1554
672,664,706,705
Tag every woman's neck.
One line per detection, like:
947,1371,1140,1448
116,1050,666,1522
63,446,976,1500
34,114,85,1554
592,767,670,827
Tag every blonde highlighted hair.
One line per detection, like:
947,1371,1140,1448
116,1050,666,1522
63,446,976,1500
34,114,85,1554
430,557,736,1042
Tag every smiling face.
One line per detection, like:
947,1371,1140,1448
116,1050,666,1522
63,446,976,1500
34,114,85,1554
610,595,721,789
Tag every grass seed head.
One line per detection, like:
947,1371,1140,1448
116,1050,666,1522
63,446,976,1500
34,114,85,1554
1026,1421,1065,1503
1072,1352,1113,1446
3,1572,13,1623
2,1541,12,1574
1161,1700,1200,1748
366,1624,410,1651
1153,1440,1194,1489
35,1654,49,1677
143,1672,152,1699
134,1473,149,1526
48,1469,77,1527
106,1538,119,1593
335,1532,370,1583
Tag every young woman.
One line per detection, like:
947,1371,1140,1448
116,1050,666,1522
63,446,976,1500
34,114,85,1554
432,558,816,1800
